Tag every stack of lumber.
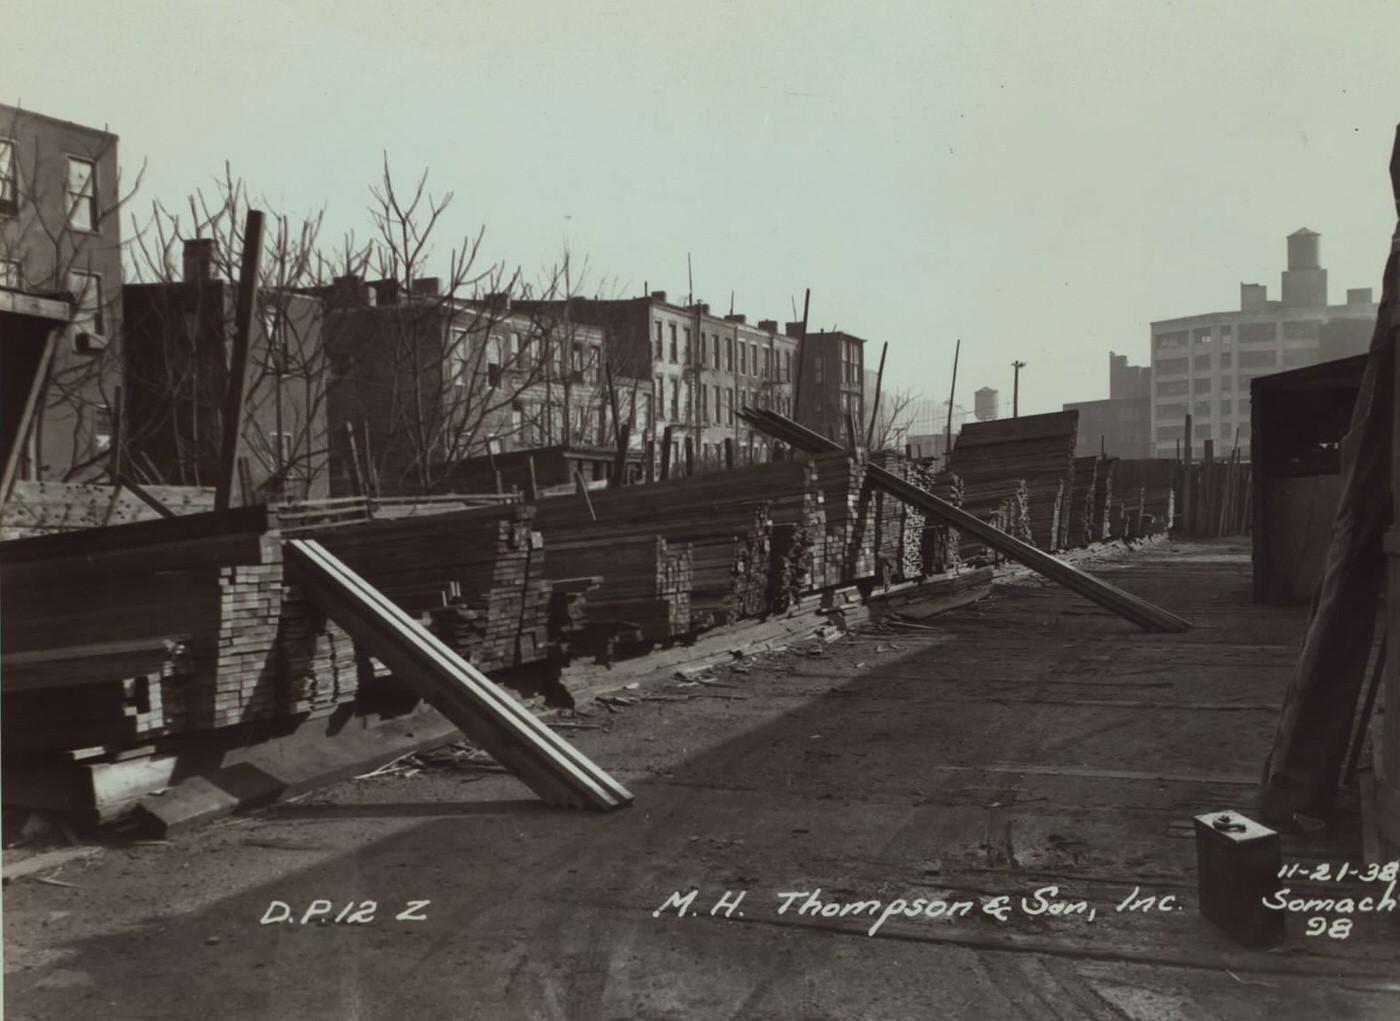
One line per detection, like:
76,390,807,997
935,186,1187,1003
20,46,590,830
1065,456,1100,548
1091,457,1116,541
546,577,597,652
303,504,554,673
277,493,518,533
533,459,824,627
1116,459,1175,538
540,535,693,641
739,406,1192,634
945,410,1079,551
1,480,215,539
919,468,964,572
808,451,876,588
0,507,358,751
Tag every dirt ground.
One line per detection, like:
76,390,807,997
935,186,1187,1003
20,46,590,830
5,537,1400,1020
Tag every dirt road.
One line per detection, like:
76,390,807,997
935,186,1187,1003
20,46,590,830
6,538,1399,1020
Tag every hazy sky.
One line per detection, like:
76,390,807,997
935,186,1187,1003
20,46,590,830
5,0,1398,415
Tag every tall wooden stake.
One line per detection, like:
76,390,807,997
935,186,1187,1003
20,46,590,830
864,341,888,448
944,338,960,465
215,209,265,512
791,288,810,422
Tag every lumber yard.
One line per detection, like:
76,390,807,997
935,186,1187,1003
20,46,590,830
3,120,1400,1021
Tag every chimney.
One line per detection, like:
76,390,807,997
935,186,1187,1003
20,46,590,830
757,319,778,333
723,313,746,324
411,277,441,298
1347,287,1374,306
650,290,667,303
784,321,805,338
182,238,217,282
371,279,400,306
1240,283,1269,313
483,291,511,312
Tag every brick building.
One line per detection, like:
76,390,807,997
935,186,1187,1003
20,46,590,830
0,104,125,481
122,239,330,500
794,329,866,444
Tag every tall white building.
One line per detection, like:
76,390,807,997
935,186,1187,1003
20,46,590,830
1149,229,1377,458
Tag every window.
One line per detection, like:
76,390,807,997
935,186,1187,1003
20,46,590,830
700,384,710,424
669,324,677,363
1155,330,1188,350
1156,357,1188,376
1191,377,1211,393
726,387,735,425
1192,354,1211,371
1219,351,1233,369
0,138,15,215
714,385,722,423
671,378,680,421
453,327,476,387
1192,328,1213,345
683,327,691,365
1283,320,1319,341
711,334,720,369
66,157,97,232
784,350,792,382
94,405,112,453
1239,322,1276,345
725,337,733,372
71,271,105,338
739,343,747,375
763,349,771,378
654,321,663,360
1238,349,1277,369
0,258,20,288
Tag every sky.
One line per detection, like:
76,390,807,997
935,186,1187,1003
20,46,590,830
5,0,1398,417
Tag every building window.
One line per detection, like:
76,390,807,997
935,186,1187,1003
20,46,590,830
724,337,733,372
0,138,16,215
763,349,771,378
71,270,105,338
669,323,677,363
711,334,720,369
1239,322,1276,345
94,405,112,452
1192,354,1211,371
739,343,747,376
654,321,663,360
1192,328,1213,345
683,327,691,365
671,378,680,421
714,384,722,423
700,384,710,424
1155,330,1188,350
0,258,20,288
66,157,98,232
726,387,735,425
1156,356,1188,376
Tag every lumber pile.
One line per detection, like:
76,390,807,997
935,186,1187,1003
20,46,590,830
1114,460,1175,539
945,410,1079,551
540,534,693,642
300,504,555,673
808,451,876,588
1,480,215,539
0,507,357,751
918,467,964,573
533,459,825,628
739,407,1192,633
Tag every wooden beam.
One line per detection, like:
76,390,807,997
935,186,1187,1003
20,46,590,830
0,321,60,510
285,539,631,810
214,210,265,512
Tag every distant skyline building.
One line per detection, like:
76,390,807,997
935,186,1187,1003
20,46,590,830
1062,351,1152,459
1147,229,1377,458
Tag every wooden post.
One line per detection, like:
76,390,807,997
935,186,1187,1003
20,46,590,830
1182,413,1194,534
1203,438,1216,537
610,423,630,489
791,288,810,422
945,338,960,465
343,422,367,498
724,437,735,469
845,410,861,452
525,456,539,502
573,468,596,521
659,425,674,481
214,209,265,512
864,341,887,448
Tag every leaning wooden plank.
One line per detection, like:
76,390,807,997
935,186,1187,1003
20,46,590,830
284,539,632,810
739,408,1191,633
0,504,269,564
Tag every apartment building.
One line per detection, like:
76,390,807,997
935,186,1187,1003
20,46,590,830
322,279,626,495
0,104,125,481
524,293,798,471
1149,230,1377,458
793,329,866,443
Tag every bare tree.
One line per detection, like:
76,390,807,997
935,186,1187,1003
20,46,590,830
868,385,919,452
122,165,332,499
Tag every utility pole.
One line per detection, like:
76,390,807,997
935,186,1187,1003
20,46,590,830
1011,360,1026,418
